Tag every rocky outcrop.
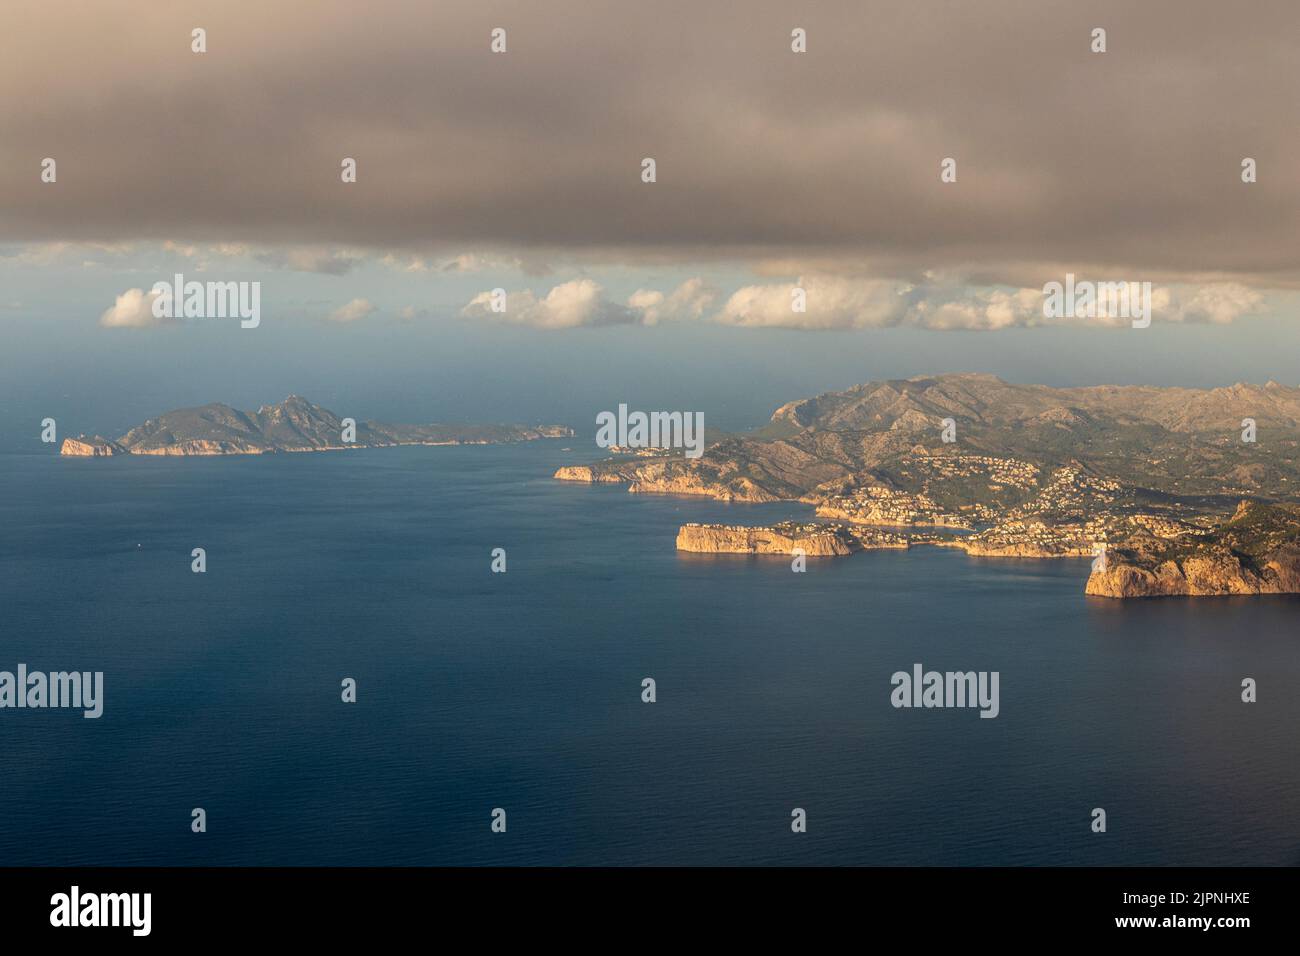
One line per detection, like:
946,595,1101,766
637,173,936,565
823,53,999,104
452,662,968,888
1086,545,1300,597
60,436,127,456
629,471,778,502
1086,501,1300,597
676,523,858,556
553,460,784,501
553,465,628,483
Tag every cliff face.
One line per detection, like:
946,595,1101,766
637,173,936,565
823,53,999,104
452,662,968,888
553,465,629,483
676,523,857,556
1086,545,1300,597
1085,501,1300,597
60,436,127,456
552,457,781,500
629,469,778,502
129,439,274,456
554,465,780,501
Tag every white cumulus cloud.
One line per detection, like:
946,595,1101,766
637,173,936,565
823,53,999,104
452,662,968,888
99,287,165,328
463,278,633,329
463,277,718,329
1159,283,1265,325
627,278,718,325
328,298,377,322
462,273,1272,333
714,276,912,329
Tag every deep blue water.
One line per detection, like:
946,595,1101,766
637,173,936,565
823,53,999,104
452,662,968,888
1,442,1297,866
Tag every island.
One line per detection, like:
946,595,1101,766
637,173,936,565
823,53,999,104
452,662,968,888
677,521,911,556
61,395,572,456
556,373,1300,598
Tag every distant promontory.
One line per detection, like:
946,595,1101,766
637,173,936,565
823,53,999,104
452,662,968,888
61,395,572,457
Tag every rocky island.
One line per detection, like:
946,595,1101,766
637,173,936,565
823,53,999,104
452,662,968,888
557,373,1300,598
61,395,572,457
677,521,911,556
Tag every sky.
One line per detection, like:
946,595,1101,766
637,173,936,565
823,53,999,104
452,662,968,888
2,0,1299,446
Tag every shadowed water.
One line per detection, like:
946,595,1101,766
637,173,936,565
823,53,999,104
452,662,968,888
1,443,1297,865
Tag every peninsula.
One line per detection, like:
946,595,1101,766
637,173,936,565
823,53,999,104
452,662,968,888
558,374,1300,598
61,395,572,457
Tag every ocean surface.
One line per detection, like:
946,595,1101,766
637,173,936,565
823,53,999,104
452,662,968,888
1,442,1297,866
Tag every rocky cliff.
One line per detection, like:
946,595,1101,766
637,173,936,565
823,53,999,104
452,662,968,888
1085,502,1300,597
629,466,779,502
676,523,858,556
553,465,631,483
60,436,128,456
1086,546,1300,597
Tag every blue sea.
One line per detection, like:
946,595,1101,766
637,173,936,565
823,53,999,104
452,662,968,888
1,442,1297,866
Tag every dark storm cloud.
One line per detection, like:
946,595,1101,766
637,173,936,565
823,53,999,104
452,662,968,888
1,0,1297,286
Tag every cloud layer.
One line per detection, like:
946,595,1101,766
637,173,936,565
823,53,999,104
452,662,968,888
328,298,377,322
3,0,1298,291
464,277,1266,331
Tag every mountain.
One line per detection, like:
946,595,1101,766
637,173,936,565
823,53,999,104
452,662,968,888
61,395,572,456
560,373,1300,503
766,373,1300,435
